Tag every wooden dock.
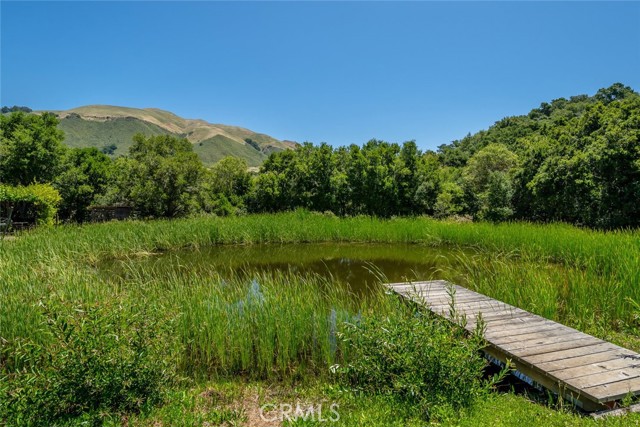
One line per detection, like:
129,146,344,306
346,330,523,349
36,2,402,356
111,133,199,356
386,280,640,412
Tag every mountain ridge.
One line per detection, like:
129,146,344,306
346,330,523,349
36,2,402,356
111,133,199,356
45,105,297,166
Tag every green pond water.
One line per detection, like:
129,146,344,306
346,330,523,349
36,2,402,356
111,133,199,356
102,243,472,294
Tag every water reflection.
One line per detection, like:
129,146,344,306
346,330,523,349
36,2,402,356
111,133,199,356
102,243,471,294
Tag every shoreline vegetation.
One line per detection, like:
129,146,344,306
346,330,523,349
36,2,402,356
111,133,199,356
2,212,640,425
3,91,639,427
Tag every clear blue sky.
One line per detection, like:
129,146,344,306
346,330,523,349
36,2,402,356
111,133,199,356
2,1,639,150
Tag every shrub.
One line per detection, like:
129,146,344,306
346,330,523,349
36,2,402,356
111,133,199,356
334,302,491,420
0,298,176,426
26,183,62,225
0,183,61,226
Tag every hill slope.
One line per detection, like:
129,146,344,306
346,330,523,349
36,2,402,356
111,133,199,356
51,105,297,166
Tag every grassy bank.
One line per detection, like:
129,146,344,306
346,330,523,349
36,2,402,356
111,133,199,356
2,211,640,425
3,211,640,333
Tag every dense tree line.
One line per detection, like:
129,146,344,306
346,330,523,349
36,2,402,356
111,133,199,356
247,83,640,228
1,83,638,228
439,83,640,228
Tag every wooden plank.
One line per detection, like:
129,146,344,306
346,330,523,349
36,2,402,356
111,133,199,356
480,316,549,329
463,310,531,324
412,285,457,293
433,308,523,324
485,322,565,340
424,298,494,310
583,377,640,402
385,280,640,409
443,312,535,333
522,343,618,365
490,326,577,345
388,281,449,293
434,301,513,313
388,280,450,287
445,295,491,304
418,289,484,301
472,317,537,331
568,368,640,390
554,357,640,381
482,321,559,338
416,289,491,299
431,302,515,317
510,338,604,358
483,345,606,411
411,289,453,297
425,294,493,305
502,333,594,353
484,343,614,404
457,311,531,328
537,349,631,372
424,289,492,300
437,307,514,319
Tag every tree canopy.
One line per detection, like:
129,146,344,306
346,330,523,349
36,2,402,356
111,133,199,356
0,112,65,185
1,83,638,229
107,134,204,218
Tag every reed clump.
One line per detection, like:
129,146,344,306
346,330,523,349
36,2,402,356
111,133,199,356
3,210,638,339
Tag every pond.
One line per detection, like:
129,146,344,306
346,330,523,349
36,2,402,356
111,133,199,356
101,243,473,294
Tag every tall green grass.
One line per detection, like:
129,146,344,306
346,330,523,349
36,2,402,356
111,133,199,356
135,270,377,378
2,210,640,358
2,211,639,423
0,258,399,424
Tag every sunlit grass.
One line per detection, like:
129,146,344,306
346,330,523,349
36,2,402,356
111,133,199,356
2,211,640,424
2,210,639,344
